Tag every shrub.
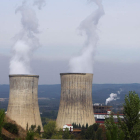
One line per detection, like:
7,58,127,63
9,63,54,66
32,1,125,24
3,122,18,135
0,109,5,138
26,131,34,140
36,125,41,134
29,125,36,131
43,121,57,139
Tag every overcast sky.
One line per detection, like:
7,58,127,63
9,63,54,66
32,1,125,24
0,0,140,84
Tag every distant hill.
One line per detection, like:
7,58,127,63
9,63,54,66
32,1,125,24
92,84,140,104
0,85,10,98
0,84,140,105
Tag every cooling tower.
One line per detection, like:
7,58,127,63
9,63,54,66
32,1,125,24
7,75,43,131
56,73,95,128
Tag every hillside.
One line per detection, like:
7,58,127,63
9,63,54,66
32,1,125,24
2,115,27,140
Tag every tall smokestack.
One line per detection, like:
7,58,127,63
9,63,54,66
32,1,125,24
7,75,43,131
56,73,95,128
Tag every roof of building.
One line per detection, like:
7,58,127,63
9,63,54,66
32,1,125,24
96,121,118,124
96,121,105,124
93,105,112,107
94,113,124,115
65,124,72,126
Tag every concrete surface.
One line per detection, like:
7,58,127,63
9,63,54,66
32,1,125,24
56,73,95,128
7,75,43,131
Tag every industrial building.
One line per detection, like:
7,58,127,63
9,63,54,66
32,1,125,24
93,104,124,124
93,103,112,113
7,75,43,131
56,73,95,128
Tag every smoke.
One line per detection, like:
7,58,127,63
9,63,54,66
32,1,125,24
10,0,45,74
69,0,104,73
105,88,123,105
117,88,122,94
105,93,119,105
33,0,46,10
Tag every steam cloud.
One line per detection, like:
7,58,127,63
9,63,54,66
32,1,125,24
69,0,105,73
33,0,46,10
105,88,123,105
9,0,45,74
117,88,122,94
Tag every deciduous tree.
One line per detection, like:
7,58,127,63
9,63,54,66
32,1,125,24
105,113,124,140
118,91,140,140
43,120,57,139
0,109,5,139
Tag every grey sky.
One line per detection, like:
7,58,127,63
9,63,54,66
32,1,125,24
0,0,140,84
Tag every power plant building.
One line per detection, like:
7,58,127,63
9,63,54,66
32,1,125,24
7,75,43,131
56,73,95,128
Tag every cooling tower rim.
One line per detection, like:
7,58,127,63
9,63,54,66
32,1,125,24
9,74,39,77
60,73,93,75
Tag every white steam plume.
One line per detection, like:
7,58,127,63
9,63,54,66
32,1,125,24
69,0,104,73
117,88,122,94
10,0,45,74
105,89,123,105
105,93,119,105
33,0,46,10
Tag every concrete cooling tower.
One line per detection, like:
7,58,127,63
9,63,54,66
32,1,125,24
7,75,43,131
56,73,95,128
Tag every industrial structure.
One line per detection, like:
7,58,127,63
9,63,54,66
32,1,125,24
93,104,124,124
93,104,112,113
94,111,124,124
56,73,95,128
7,75,43,131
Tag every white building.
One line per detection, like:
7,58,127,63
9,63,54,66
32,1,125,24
63,124,73,131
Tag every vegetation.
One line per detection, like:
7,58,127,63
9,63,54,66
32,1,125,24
72,122,88,129
96,127,104,140
105,113,124,140
26,124,42,139
43,120,57,139
62,128,74,139
36,125,41,135
118,91,140,140
84,123,103,140
29,125,36,131
43,121,104,139
99,124,106,140
42,120,75,139
0,109,5,139
26,131,34,140
41,117,53,126
51,128,63,139
105,91,140,140
72,123,81,128
3,122,18,135
41,110,58,119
